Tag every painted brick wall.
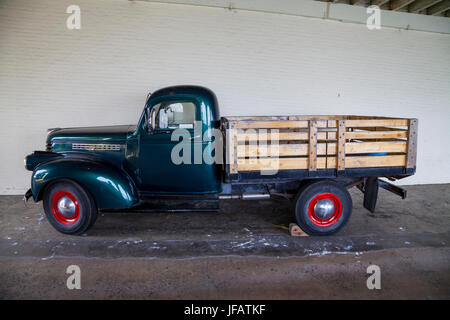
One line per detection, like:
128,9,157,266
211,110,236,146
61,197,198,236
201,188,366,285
0,0,449,194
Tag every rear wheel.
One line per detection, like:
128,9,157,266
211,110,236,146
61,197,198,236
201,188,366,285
43,179,98,235
294,180,352,236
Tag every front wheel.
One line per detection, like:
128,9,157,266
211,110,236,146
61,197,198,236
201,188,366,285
294,180,352,236
43,179,98,235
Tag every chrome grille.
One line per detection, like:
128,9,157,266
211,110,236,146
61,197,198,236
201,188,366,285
72,143,122,151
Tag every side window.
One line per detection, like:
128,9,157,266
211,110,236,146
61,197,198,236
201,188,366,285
154,102,196,130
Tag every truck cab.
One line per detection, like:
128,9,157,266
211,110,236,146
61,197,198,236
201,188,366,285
126,85,222,194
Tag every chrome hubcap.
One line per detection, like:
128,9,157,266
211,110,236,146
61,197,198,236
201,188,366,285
313,198,335,219
57,196,76,217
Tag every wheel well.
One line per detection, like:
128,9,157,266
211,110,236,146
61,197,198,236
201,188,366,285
37,178,95,206
293,178,350,195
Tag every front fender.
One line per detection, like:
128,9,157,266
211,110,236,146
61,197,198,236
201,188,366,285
31,158,139,209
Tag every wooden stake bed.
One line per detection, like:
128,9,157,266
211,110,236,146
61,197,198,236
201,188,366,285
222,115,418,177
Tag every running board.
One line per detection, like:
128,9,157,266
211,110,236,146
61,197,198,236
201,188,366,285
122,194,220,213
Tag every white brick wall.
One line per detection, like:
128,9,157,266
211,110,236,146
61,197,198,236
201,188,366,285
0,0,449,194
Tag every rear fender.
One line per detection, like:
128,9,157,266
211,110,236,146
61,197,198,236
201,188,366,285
31,158,139,209
363,177,379,213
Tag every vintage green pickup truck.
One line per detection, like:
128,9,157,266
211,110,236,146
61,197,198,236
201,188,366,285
24,85,418,236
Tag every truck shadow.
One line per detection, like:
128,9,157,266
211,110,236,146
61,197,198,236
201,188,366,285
88,198,294,239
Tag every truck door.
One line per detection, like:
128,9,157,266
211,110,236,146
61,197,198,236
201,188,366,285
137,99,218,194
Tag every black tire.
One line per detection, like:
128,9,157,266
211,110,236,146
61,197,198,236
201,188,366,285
294,180,352,236
43,179,98,235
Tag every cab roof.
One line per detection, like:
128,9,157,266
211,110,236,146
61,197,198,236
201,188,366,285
146,85,219,120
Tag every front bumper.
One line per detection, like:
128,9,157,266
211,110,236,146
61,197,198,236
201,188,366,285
23,188,32,206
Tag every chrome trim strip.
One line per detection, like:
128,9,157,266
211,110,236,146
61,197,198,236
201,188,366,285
72,143,122,151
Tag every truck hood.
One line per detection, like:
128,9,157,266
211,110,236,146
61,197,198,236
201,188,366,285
47,125,136,143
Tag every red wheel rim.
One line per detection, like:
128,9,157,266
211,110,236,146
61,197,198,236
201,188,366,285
50,190,80,225
308,192,342,227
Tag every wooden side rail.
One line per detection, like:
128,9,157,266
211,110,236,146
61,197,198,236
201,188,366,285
223,116,417,174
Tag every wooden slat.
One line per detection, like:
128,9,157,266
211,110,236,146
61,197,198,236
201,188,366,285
309,120,318,171
224,115,405,121
238,143,308,157
237,131,332,142
337,120,346,171
346,131,408,139
225,123,232,166
350,126,406,131
224,115,363,121
226,122,238,174
345,155,406,168
323,131,337,140
346,141,407,154
237,155,406,171
238,157,310,171
346,119,408,127
238,131,307,142
237,141,407,157
236,120,309,129
406,119,418,168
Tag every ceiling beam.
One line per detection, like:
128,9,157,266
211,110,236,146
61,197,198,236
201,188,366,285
371,0,390,6
427,0,450,15
409,0,442,12
391,0,416,10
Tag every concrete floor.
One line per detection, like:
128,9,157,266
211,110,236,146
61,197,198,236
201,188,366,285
0,184,449,299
